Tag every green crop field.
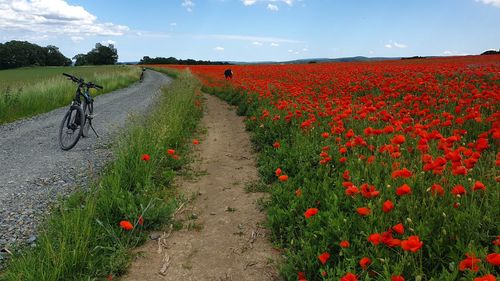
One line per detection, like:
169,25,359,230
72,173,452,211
0,65,141,124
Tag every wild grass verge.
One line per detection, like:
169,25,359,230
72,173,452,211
0,65,141,124
0,69,202,280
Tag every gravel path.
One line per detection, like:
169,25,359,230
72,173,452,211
0,70,171,264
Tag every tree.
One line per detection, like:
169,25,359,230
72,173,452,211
84,43,118,65
72,54,87,66
44,45,71,66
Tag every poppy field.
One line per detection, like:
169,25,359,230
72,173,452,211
156,55,499,280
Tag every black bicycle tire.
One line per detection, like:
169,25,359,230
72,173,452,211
59,105,84,150
82,100,93,137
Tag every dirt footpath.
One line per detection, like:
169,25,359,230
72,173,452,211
123,93,281,281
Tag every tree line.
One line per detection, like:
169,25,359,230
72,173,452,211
0,41,118,69
139,56,231,65
0,40,71,69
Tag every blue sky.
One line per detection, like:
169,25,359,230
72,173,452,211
1,0,499,62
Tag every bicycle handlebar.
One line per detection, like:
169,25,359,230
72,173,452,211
62,73,103,89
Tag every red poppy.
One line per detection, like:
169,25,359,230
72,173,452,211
430,184,444,196
321,132,330,138
273,141,281,148
391,276,405,281
141,154,150,161
359,257,372,269
278,175,289,182
493,236,500,246
401,235,423,252
391,168,412,179
138,215,144,226
304,208,319,219
345,185,359,196
368,233,382,245
339,147,347,154
392,223,405,235
459,253,481,272
343,170,350,180
119,220,134,231
340,272,358,281
452,165,467,175
297,272,307,281
275,167,282,176
318,252,330,265
360,183,380,198
107,275,113,281
339,157,347,163
486,253,500,266
192,139,199,145
295,188,302,197
382,200,394,213
340,240,350,248
473,181,486,191
473,274,496,281
391,135,406,145
451,185,466,196
396,184,412,196
356,207,371,216
167,149,175,155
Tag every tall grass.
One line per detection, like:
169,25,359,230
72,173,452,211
0,66,141,124
0,69,202,280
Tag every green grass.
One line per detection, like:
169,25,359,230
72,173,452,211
0,69,202,281
0,65,141,124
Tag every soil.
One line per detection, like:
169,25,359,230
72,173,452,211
122,93,282,281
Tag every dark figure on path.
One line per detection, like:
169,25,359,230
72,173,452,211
224,69,233,79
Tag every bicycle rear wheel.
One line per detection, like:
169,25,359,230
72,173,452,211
82,100,93,137
59,105,84,150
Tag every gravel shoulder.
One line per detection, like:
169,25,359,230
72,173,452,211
0,70,171,261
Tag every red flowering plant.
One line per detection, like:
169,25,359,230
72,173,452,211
157,55,500,280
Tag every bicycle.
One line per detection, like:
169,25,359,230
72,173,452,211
58,73,103,150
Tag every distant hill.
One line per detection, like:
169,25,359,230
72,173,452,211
227,56,402,65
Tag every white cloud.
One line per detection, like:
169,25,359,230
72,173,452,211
182,0,194,12
101,39,116,45
197,34,303,43
270,42,279,47
385,40,407,49
0,0,129,37
267,3,279,11
302,47,308,52
252,41,263,46
393,42,407,48
71,36,84,43
170,22,177,26
476,0,500,7
443,50,470,56
242,0,257,5
214,46,224,51
242,0,295,7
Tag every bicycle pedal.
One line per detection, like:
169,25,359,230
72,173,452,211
87,114,95,119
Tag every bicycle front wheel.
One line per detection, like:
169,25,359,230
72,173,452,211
59,105,84,150
82,100,93,137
